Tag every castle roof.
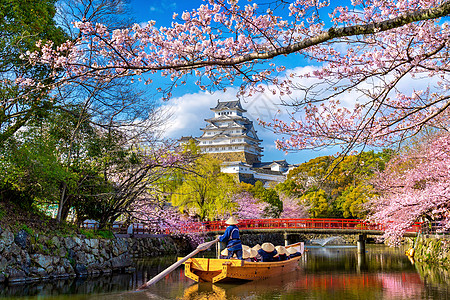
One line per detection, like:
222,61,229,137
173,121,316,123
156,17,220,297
211,100,246,112
253,160,289,168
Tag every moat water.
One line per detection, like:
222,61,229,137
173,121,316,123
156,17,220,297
1,245,449,299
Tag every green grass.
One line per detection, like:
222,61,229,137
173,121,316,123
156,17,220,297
80,228,115,239
20,224,35,235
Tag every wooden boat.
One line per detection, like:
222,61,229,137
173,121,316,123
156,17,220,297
179,242,304,283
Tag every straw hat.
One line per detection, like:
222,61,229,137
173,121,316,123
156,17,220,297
261,242,275,253
242,249,251,259
249,249,258,258
275,246,287,255
287,247,299,255
252,244,261,251
242,245,251,251
221,249,229,256
225,216,239,225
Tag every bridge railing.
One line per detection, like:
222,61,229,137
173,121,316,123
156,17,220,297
81,218,423,235
201,218,372,232
200,218,423,233
420,222,450,234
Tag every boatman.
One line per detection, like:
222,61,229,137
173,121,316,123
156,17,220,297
219,216,243,260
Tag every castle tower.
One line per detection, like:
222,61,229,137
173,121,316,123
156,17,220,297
197,100,263,164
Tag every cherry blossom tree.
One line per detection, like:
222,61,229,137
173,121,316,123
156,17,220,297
279,193,308,219
367,132,450,245
19,0,450,155
132,201,204,245
73,140,195,228
232,191,269,219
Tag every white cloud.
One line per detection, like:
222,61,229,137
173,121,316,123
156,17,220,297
155,67,337,164
156,64,441,164
159,91,220,138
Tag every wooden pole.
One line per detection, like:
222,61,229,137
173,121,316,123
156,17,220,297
136,238,219,290
216,235,223,259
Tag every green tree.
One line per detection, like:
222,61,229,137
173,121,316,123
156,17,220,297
286,150,393,218
171,155,237,221
300,189,332,218
275,179,303,198
242,181,283,218
0,130,72,209
335,184,376,219
0,0,67,143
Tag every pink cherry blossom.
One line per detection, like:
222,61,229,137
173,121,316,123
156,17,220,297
17,0,450,153
367,132,450,246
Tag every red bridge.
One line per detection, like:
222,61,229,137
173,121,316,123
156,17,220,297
194,218,422,237
84,218,423,237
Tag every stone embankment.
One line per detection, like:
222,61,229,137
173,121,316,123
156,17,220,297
0,226,133,284
414,235,450,265
126,235,192,257
0,225,194,285
0,225,373,285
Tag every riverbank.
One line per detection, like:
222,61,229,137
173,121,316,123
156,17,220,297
414,235,450,265
3,223,449,285
5,244,450,299
0,228,359,284
0,225,194,284
0,225,133,284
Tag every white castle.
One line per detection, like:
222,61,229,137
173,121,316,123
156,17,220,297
182,100,295,185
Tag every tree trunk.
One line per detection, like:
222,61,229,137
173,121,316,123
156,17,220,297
56,182,67,223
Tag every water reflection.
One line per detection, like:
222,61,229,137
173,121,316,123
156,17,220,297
146,272,425,300
1,245,450,299
0,256,184,299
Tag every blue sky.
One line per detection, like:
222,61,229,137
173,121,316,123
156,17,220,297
126,0,343,165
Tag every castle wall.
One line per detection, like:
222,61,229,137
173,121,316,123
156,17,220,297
206,151,260,164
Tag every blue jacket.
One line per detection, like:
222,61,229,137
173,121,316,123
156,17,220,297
278,253,288,261
219,225,242,252
258,249,278,262
289,252,301,259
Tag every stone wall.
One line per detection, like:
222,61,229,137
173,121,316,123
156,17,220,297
126,236,193,257
206,152,260,164
0,226,195,285
414,235,450,265
0,226,132,284
238,173,255,184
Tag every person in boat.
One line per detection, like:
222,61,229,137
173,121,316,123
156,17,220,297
252,244,261,251
219,216,243,259
252,244,262,261
249,249,258,262
275,246,289,261
242,249,258,262
287,247,301,258
220,248,229,259
242,249,252,261
257,242,278,262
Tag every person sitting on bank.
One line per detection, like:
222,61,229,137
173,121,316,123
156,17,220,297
219,216,243,260
257,242,278,262
275,246,289,261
